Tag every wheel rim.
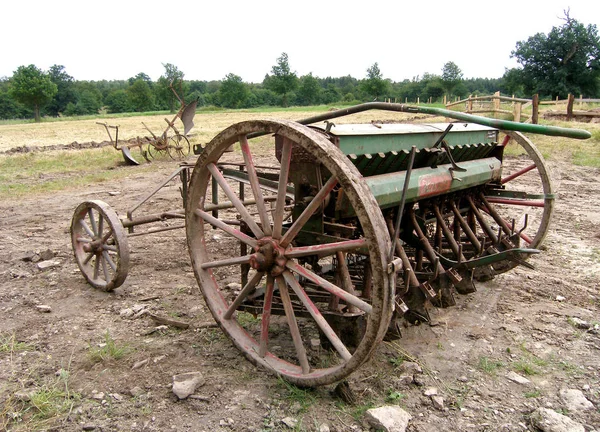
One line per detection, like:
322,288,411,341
168,135,190,160
481,131,554,251
71,200,129,291
147,140,168,160
186,119,393,386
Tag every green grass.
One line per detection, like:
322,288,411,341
478,356,505,375
512,360,539,376
385,390,406,403
0,147,159,199
277,377,317,413
88,330,132,364
0,333,33,354
2,367,80,430
524,389,542,398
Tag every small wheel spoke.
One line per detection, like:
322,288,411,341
93,255,100,279
207,163,264,238
103,251,117,272
224,271,264,320
102,244,117,252
97,215,104,238
280,176,338,248
275,275,310,374
101,254,110,281
272,139,292,239
240,135,272,236
79,219,95,238
87,209,98,235
83,252,95,265
77,237,93,243
283,271,352,361
286,261,372,313
201,254,252,270
194,209,258,249
259,275,275,358
285,238,367,259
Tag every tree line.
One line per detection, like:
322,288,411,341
1,13,598,122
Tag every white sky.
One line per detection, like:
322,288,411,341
2,0,599,84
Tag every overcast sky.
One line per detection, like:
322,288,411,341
2,0,598,84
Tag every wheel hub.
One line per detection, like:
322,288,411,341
83,238,104,254
249,238,287,276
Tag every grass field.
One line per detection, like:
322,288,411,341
0,105,598,200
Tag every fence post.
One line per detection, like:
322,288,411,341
417,97,420,105
493,91,500,114
566,94,574,121
532,94,539,124
513,102,522,122
467,95,473,113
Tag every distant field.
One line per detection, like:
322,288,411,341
0,106,419,152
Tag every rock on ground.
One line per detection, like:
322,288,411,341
365,406,411,432
559,388,594,411
172,371,205,400
530,407,585,432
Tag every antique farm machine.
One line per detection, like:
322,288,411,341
70,103,591,386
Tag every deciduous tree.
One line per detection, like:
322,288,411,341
441,61,463,97
156,63,185,113
218,73,249,108
9,65,57,122
264,53,298,107
361,63,389,100
511,11,600,98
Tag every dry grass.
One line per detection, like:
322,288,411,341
0,108,418,153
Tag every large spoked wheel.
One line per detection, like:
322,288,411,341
186,119,394,386
480,131,554,262
168,134,191,160
71,200,129,291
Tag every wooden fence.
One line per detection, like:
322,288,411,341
445,92,537,123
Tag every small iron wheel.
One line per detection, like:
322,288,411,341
168,134,191,160
186,119,394,386
71,200,129,291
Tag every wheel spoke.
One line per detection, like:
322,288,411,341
280,176,338,248
285,238,367,259
501,163,537,184
101,254,110,281
240,135,272,236
93,255,100,279
259,275,275,358
283,271,352,362
77,238,93,243
79,219,95,238
275,275,310,374
286,260,372,313
224,271,264,320
207,163,264,238
103,251,117,272
97,214,104,238
83,252,94,265
484,197,545,208
194,209,258,249
201,254,252,270
273,139,292,239
88,209,98,235
102,244,117,252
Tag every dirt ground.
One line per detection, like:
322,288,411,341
1,141,599,431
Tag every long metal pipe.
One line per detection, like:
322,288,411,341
293,102,591,140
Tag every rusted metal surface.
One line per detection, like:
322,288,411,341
73,102,589,387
